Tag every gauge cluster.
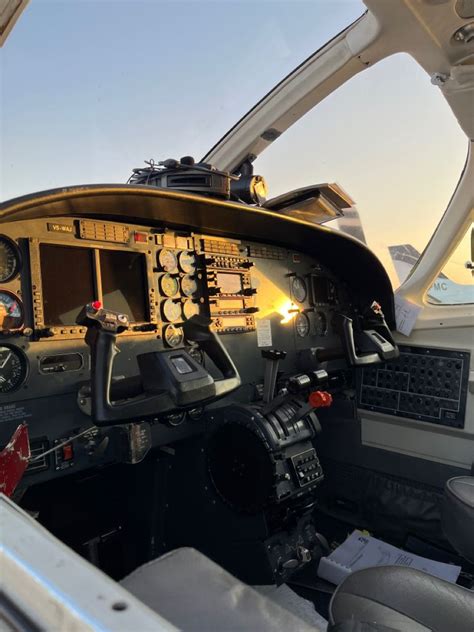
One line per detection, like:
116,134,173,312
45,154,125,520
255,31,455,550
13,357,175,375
288,265,346,344
156,246,203,347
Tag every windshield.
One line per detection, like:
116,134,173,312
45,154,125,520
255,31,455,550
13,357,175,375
255,53,468,289
1,0,365,201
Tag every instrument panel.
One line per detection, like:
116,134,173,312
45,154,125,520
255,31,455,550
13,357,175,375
0,217,353,485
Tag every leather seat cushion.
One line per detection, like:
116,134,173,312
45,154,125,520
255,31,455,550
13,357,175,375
329,566,474,632
442,476,474,562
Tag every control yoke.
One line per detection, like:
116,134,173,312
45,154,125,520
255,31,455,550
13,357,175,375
76,303,241,426
337,301,399,366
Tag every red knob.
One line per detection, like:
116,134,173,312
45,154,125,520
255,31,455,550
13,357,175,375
309,390,333,409
91,300,102,311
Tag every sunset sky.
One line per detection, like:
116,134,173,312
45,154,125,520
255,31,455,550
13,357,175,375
2,0,469,286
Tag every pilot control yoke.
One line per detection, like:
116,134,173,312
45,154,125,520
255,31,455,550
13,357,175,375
76,302,241,426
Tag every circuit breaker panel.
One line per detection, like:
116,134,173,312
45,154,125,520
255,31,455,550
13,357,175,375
358,346,470,428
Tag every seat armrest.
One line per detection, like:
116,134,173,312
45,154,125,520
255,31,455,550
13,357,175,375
442,476,474,563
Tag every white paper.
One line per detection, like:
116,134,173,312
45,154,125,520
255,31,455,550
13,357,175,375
394,295,422,336
317,530,461,586
256,319,272,347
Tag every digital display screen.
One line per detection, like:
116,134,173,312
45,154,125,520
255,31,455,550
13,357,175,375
221,316,247,328
100,250,148,323
40,244,96,325
312,276,330,303
211,299,245,312
216,272,242,295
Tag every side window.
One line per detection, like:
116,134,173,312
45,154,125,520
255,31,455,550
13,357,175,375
427,223,474,305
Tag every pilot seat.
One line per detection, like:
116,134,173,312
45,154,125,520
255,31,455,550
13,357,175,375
122,476,474,631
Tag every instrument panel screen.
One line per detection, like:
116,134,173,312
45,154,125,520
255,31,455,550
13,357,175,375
100,250,148,322
312,276,336,304
40,244,96,325
216,272,242,295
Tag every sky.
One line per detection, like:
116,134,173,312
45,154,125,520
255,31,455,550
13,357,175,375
1,0,469,286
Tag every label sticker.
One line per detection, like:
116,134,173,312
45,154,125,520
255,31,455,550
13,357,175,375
256,319,272,347
0,404,32,424
47,222,73,234
394,295,422,336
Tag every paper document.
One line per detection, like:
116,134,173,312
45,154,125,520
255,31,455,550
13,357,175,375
317,530,461,586
256,319,272,347
394,295,422,336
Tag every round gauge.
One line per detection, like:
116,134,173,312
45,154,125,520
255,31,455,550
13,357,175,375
162,299,182,323
315,310,328,336
163,324,184,348
188,407,204,421
0,237,21,283
295,312,310,338
160,273,179,297
158,248,178,272
187,345,204,365
179,251,196,274
165,411,186,427
0,291,24,332
0,345,28,394
181,275,198,297
183,299,200,320
291,276,307,303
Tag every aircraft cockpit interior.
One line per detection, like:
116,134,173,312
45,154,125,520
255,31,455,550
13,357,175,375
1,1,474,631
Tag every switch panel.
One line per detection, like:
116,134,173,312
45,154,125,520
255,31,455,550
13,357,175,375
357,346,470,428
291,448,323,487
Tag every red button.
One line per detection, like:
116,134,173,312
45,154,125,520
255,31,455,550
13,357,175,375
134,232,148,243
91,301,102,311
62,444,74,461
309,390,333,409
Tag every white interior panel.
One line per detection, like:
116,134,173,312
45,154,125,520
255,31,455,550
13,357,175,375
361,412,474,469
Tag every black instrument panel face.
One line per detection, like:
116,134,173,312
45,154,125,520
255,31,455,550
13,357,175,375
0,218,353,403
0,215,354,487
358,345,470,428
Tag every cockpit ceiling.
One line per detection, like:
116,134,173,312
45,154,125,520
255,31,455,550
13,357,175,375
363,0,474,137
364,0,474,66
